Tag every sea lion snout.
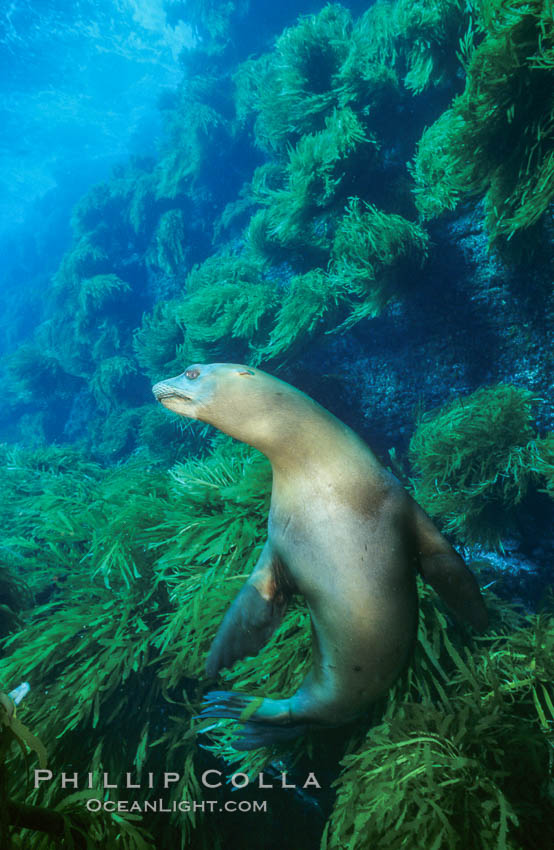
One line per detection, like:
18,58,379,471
152,380,192,402
152,365,205,402
152,364,224,418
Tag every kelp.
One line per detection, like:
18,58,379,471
1,3,553,843
53,237,111,299
77,275,131,326
0,441,271,847
325,613,554,850
1,677,155,850
3,0,478,454
136,254,278,370
147,210,189,276
235,5,355,152
179,279,278,363
0,431,552,849
248,108,374,260
133,300,188,381
252,198,429,362
411,0,554,246
530,432,554,497
6,345,66,401
409,384,551,545
256,269,339,361
328,198,429,327
0,565,29,639
90,357,138,413
235,0,469,152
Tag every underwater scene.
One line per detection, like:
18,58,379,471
0,0,553,847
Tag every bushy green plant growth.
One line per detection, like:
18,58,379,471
350,0,470,95
411,0,554,245
409,385,549,545
256,270,338,361
147,209,189,276
136,255,279,372
0,434,552,848
128,173,158,239
235,0,471,153
90,357,138,412
530,432,554,497
77,274,131,322
136,404,195,467
91,406,143,460
249,108,374,260
180,278,278,362
133,300,188,380
6,345,66,400
235,5,355,152
155,104,221,201
1,685,156,849
0,441,272,847
5,0,480,454
328,198,429,328
325,610,554,850
0,565,29,639
53,237,111,298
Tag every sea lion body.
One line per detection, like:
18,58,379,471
265,442,418,726
153,363,487,746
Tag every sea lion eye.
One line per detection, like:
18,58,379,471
185,368,200,380
238,369,255,376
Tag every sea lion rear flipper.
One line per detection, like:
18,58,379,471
205,544,289,678
412,504,488,631
198,692,306,750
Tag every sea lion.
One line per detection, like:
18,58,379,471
152,363,487,748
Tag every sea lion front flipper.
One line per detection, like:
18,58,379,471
205,544,289,678
412,504,488,631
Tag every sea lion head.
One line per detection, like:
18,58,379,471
152,363,281,448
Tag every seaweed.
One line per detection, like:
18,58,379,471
6,345,66,401
328,197,429,328
530,432,554,497
0,441,270,847
235,5,355,153
133,299,187,381
411,0,554,247
77,275,132,327
409,384,546,545
147,210,189,276
249,108,374,261
179,277,278,363
0,429,551,849
324,612,554,850
136,254,278,371
53,237,111,299
256,270,338,361
235,0,471,154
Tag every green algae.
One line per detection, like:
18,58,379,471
412,0,554,248
1,437,552,849
325,611,554,850
409,384,551,546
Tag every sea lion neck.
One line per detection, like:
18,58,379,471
237,390,380,486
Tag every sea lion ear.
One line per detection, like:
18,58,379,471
237,369,255,376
